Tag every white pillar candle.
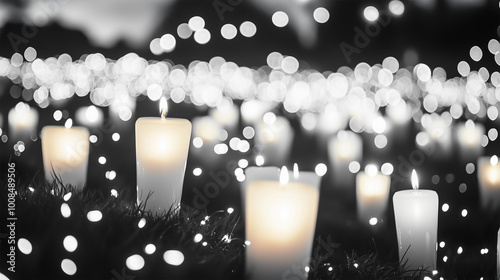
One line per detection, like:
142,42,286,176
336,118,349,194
41,119,90,189
327,130,363,187
135,98,191,214
254,114,293,166
75,105,104,128
356,164,390,223
245,166,321,280
191,116,222,165
393,170,438,272
477,155,500,210
8,102,39,141
456,120,484,162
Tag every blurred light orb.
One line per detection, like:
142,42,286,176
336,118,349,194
374,134,388,149
61,259,77,276
24,47,37,62
177,23,193,39
465,163,475,174
313,7,330,24
382,56,399,73
112,133,120,142
221,24,237,40
63,235,78,252
267,52,284,69
193,168,202,176
54,110,63,121
369,217,378,226
188,16,205,31
194,29,211,44
488,128,498,141
457,61,470,77
272,11,289,27
363,6,379,22
442,203,449,212
488,39,500,54
18,238,32,254
87,210,103,222
126,254,145,271
349,161,361,173
381,163,394,175
256,155,265,166
243,126,255,139
160,34,176,52
61,203,71,218
470,46,483,62
164,250,184,266
145,244,156,255
281,56,299,74
147,84,163,101
240,21,257,38
315,163,327,176
388,0,405,16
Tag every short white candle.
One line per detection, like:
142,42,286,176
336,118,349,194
327,130,362,186
477,155,500,210
41,119,90,189
8,102,39,141
135,98,191,214
356,164,390,223
456,120,484,162
254,114,293,166
245,166,321,280
393,170,438,272
75,105,104,128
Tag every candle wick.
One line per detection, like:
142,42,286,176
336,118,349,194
161,108,167,120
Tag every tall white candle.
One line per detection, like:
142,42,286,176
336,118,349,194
254,114,293,166
393,170,438,272
41,119,90,189
356,164,390,223
245,166,321,280
135,98,191,214
327,130,363,187
477,155,500,210
456,120,484,162
8,102,39,141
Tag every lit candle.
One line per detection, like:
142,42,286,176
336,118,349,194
327,130,363,187
8,102,39,141
477,155,500,210
75,105,104,128
135,97,192,214
41,119,90,189
244,166,321,280
254,114,293,166
393,170,438,272
456,120,484,162
356,164,390,223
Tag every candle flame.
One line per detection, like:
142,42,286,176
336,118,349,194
280,166,289,186
293,163,299,179
411,169,419,191
65,118,73,128
160,97,168,119
491,155,498,166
